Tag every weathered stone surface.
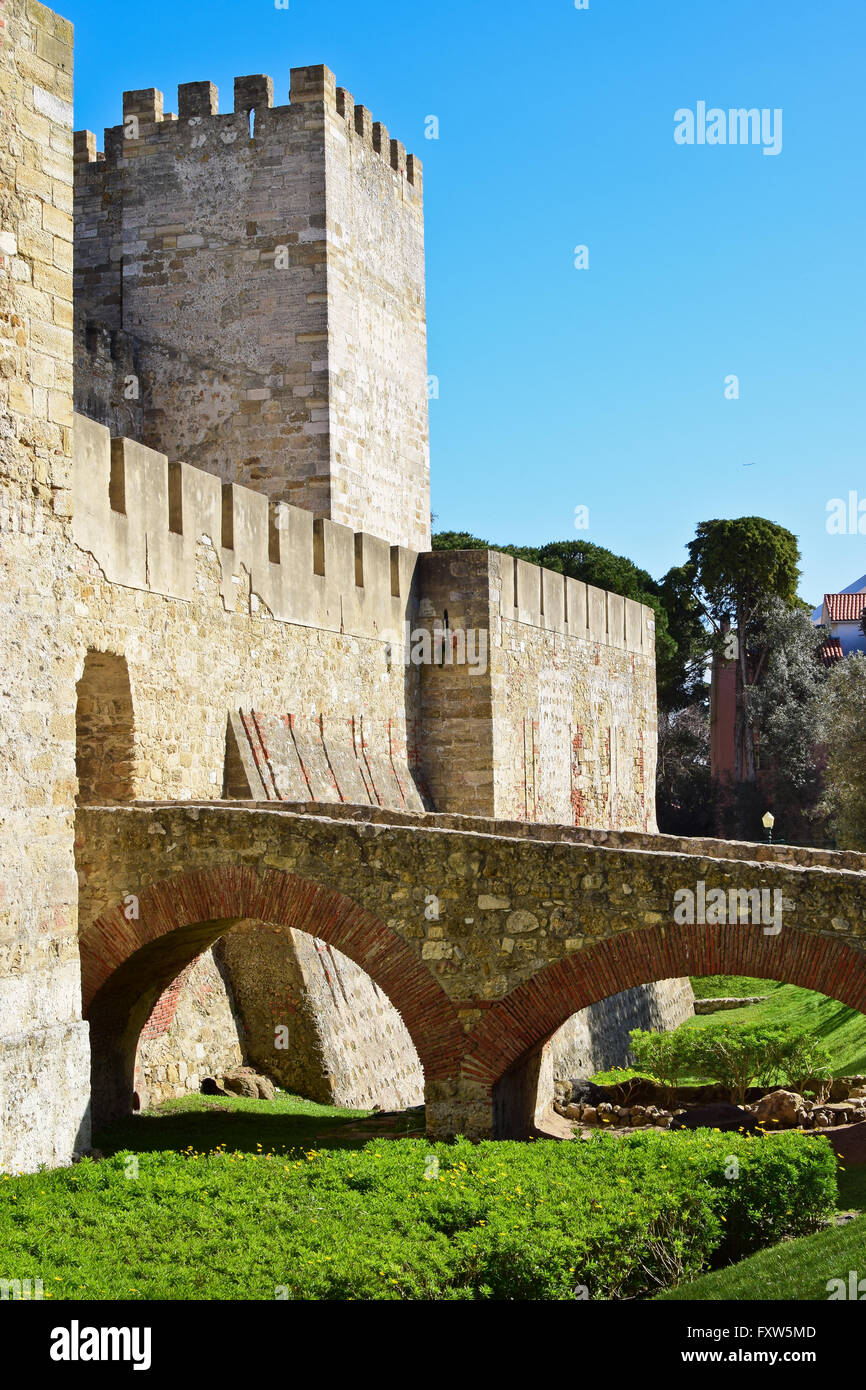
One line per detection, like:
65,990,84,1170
753,1090,804,1128
134,949,244,1108
693,996,769,1014
217,925,424,1111
222,1071,260,1099
0,0,89,1175
73,63,429,552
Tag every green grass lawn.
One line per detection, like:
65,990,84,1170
657,1214,866,1301
93,1091,385,1157
682,980,866,1076
689,975,786,1001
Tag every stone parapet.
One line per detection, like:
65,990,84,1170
72,413,419,637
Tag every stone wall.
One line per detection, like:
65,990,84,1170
134,949,244,1108
134,929,424,1112
73,67,429,551
548,977,695,1080
416,548,658,830
218,926,423,1110
0,0,90,1172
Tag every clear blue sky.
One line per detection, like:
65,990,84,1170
65,0,865,606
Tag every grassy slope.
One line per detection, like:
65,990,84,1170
595,978,866,1085
658,1215,866,1301
682,981,866,1076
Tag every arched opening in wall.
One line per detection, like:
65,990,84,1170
132,924,424,1117
80,868,459,1131
492,978,695,1138
481,925,866,1139
75,651,136,804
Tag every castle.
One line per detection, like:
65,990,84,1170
0,0,686,1173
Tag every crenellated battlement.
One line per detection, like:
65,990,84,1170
494,553,653,654
73,60,430,549
73,65,422,196
72,412,651,659
73,414,419,638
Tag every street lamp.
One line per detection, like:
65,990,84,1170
762,811,775,845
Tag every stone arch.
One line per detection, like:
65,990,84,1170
468,923,866,1136
75,650,136,804
81,864,464,1127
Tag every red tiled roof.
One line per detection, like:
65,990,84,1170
824,593,866,622
818,638,844,668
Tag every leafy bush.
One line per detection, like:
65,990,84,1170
0,1132,836,1301
630,1024,832,1102
629,1028,694,1100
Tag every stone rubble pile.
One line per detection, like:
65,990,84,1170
553,1076,866,1132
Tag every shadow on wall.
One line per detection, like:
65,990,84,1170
493,979,696,1138
132,924,425,1114
75,650,136,804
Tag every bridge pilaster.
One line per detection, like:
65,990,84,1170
424,1073,494,1142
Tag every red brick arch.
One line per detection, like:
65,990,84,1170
465,922,866,1090
82,865,465,1125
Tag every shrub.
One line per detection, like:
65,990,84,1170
629,1028,694,1099
0,1131,837,1301
631,1023,833,1102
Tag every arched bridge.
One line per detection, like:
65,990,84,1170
74,801,866,1138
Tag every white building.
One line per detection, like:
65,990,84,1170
813,573,866,658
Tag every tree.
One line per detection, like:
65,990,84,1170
820,654,866,848
656,704,713,836
687,518,801,785
746,597,831,844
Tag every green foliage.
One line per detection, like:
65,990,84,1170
656,703,713,835
688,975,783,1000
430,530,488,551
0,1131,836,1301
745,596,830,843
820,653,866,849
658,1210,866,1302
629,1029,694,1096
686,517,801,624
683,981,866,1078
784,1039,833,1098
686,517,803,796
630,1023,832,1103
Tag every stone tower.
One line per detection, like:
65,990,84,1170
73,66,430,551
0,0,90,1171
